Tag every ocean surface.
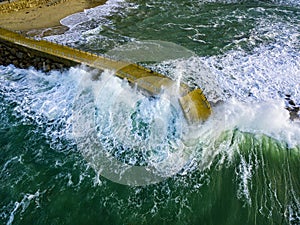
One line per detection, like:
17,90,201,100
1,0,300,224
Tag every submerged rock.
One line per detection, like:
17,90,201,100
285,94,300,121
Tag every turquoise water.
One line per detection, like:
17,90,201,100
1,0,300,224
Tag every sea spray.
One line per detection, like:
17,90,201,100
72,69,198,185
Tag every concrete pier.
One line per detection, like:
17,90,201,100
0,27,211,123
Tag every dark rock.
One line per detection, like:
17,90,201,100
288,100,296,106
16,52,24,59
10,48,16,55
12,59,18,65
33,57,40,63
285,94,291,98
37,62,43,69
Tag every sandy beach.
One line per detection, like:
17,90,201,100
0,0,106,35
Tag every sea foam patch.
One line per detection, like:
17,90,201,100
45,0,137,45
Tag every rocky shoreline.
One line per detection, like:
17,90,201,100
0,40,76,71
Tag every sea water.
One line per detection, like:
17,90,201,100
0,0,300,224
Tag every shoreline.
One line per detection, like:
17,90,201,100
0,0,106,36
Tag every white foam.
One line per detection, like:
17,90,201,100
196,0,300,6
46,0,137,44
60,12,90,29
72,70,195,185
0,65,86,141
60,0,131,29
6,190,44,225
222,99,300,147
270,0,300,6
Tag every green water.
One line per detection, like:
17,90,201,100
1,0,300,224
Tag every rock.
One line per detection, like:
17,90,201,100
12,59,19,65
44,64,51,72
288,100,296,106
11,48,16,55
16,52,24,59
285,94,300,121
37,62,43,69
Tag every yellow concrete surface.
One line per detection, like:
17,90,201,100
179,89,211,123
